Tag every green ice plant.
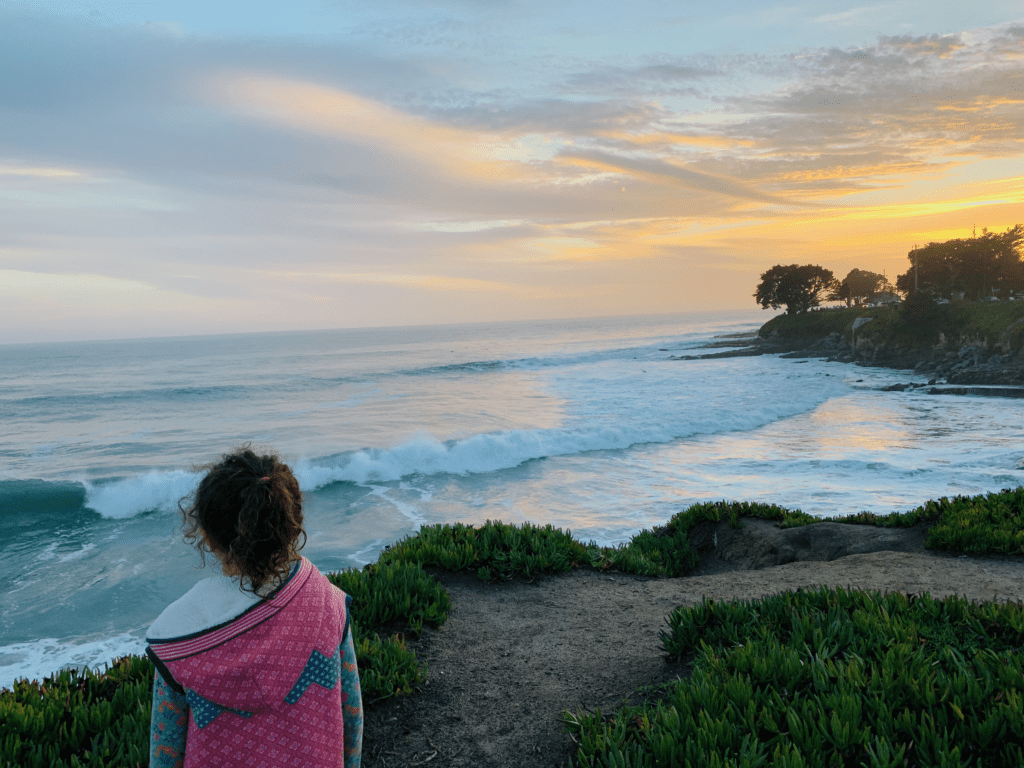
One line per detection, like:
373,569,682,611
327,560,452,701
566,586,1024,767
596,500,802,577
348,488,1024,583
327,560,452,639
378,519,590,579
0,655,153,768
375,498,920,581
919,487,1024,554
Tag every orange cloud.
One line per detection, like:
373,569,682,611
254,268,509,292
597,131,755,149
208,73,527,183
558,149,804,206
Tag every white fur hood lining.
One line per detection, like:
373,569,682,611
147,575,262,641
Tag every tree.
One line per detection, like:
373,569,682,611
900,289,939,326
896,225,1023,299
833,269,891,307
754,264,839,314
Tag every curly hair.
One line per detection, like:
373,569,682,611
181,447,306,595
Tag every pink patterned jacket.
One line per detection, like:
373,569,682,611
147,558,350,768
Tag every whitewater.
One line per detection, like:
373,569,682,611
2,310,1022,689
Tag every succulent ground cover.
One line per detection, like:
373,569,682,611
565,586,1024,767
0,655,152,768
2,487,1022,767
326,560,451,701
376,488,1024,581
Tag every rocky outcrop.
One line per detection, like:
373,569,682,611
687,517,935,576
839,337,1024,385
685,310,1024,393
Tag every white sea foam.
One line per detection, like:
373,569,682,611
0,632,147,691
293,358,849,490
348,539,387,566
365,485,428,526
35,542,59,562
75,358,849,517
83,470,200,519
56,542,96,562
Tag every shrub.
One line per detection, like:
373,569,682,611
900,289,940,327
379,520,590,580
759,306,876,341
920,487,1024,555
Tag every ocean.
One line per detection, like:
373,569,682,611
2,310,1022,689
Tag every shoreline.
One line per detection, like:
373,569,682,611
673,324,1024,396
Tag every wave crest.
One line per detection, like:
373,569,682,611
83,471,200,519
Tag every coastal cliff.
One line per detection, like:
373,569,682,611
756,303,1024,386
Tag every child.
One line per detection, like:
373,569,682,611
146,448,362,768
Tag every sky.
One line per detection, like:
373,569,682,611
2,1,1023,343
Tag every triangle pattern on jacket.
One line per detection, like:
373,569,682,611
184,689,254,728
285,645,342,704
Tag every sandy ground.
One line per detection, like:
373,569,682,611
361,520,1024,767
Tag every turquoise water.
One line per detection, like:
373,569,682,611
1,310,1022,687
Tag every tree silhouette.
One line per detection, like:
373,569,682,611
834,269,891,307
754,264,839,314
897,225,1023,299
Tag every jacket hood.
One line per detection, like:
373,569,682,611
147,558,348,711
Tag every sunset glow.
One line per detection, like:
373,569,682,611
2,2,1023,342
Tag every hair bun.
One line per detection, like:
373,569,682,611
180,447,305,594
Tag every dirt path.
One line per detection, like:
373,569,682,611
362,524,1024,767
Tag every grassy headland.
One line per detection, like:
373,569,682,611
759,301,1024,355
4,488,1024,766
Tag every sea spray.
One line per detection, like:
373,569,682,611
83,470,201,519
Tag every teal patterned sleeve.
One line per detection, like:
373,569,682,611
341,617,363,767
150,668,188,768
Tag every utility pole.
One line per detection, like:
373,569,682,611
914,246,918,292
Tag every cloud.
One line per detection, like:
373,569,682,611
421,96,667,135
3,6,1024,340
561,61,721,97
989,24,1024,56
687,30,1024,196
0,166,81,178
813,5,888,27
255,269,516,293
208,73,524,183
558,149,808,206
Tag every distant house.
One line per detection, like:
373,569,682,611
870,291,901,306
